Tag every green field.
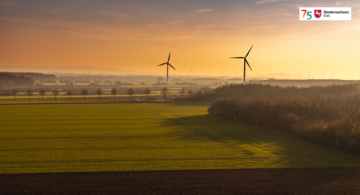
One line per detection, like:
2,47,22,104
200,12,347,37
1,102,360,174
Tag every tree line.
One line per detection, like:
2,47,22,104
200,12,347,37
206,83,360,156
175,83,360,102
0,73,35,88
9,87,174,102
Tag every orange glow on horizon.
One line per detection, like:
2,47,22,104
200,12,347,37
1,1,360,79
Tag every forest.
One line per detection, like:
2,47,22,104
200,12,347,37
180,83,360,155
0,73,35,88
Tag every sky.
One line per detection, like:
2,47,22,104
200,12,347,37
1,0,360,79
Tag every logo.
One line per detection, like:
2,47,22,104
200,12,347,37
301,10,312,20
300,7,351,21
314,10,322,18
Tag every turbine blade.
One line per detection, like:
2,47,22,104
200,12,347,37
245,45,253,58
168,52,171,62
245,59,252,71
169,63,176,70
158,63,167,66
230,57,244,59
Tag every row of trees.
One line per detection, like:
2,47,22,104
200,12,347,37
178,87,194,97
206,83,360,156
92,87,169,101
10,87,172,102
175,83,360,102
94,88,155,101
11,88,75,101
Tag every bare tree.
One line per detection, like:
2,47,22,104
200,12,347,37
26,89,33,101
52,89,59,101
66,90,72,101
179,87,186,97
127,88,135,100
39,89,46,101
201,87,211,95
161,87,168,101
179,87,187,102
187,87,193,96
143,88,151,102
111,88,117,101
81,89,88,101
95,88,102,101
11,89,18,101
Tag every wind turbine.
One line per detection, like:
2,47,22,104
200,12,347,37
231,45,253,83
157,52,176,84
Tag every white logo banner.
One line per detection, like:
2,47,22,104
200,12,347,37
299,7,351,21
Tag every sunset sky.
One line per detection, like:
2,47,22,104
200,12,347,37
1,0,360,79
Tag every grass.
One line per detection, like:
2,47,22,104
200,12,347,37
1,102,360,174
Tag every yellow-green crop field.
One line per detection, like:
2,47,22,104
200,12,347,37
1,102,360,174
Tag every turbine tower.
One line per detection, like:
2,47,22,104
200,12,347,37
231,45,253,83
157,52,176,84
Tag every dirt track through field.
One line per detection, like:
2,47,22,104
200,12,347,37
2,168,360,195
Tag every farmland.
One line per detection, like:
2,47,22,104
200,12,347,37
1,102,360,174
0,81,201,102
0,93,171,101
